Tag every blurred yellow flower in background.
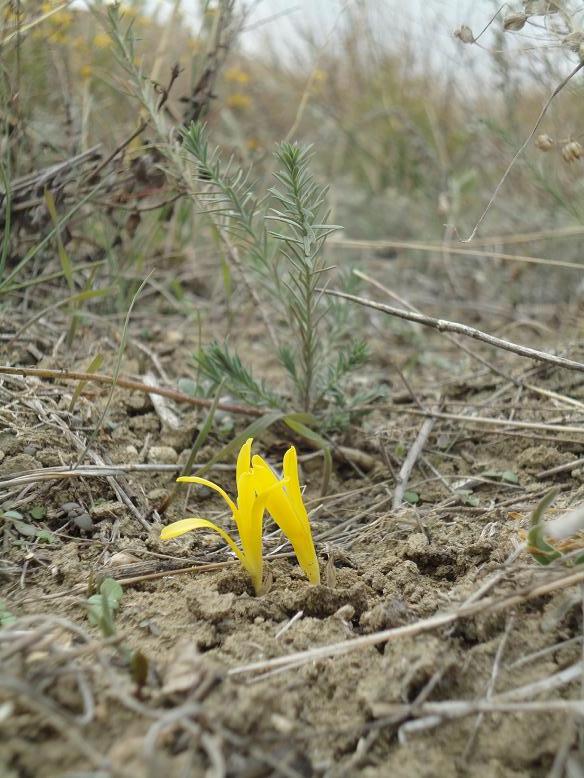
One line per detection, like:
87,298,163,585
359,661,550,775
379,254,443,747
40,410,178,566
225,67,250,85
92,32,110,49
226,93,251,111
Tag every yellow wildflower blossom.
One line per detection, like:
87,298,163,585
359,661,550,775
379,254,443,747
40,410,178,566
225,67,250,85
161,439,321,592
160,439,284,595
252,447,321,585
92,32,110,48
226,93,251,111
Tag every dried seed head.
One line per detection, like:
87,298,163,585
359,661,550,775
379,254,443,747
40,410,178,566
504,12,528,31
535,134,554,152
454,25,475,44
561,141,584,163
523,0,558,15
562,31,584,53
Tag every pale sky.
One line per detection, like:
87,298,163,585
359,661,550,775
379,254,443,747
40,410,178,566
239,1,488,53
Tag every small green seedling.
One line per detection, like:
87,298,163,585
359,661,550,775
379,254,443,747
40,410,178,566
1,509,55,543
86,578,124,637
527,488,562,565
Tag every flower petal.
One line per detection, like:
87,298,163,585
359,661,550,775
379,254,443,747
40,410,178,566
236,437,254,484
175,476,237,514
252,454,320,585
160,518,244,562
252,455,304,535
282,446,308,527
234,474,288,595
236,467,255,519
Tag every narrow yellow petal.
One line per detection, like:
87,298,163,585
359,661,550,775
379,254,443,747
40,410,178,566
253,456,304,537
235,476,288,595
254,452,320,586
236,437,254,484
283,446,308,526
176,476,237,514
160,517,244,562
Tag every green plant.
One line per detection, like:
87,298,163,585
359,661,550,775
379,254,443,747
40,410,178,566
268,143,340,411
86,577,124,637
526,488,575,566
182,123,374,426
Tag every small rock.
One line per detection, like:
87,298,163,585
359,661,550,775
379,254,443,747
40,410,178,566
73,513,93,532
61,502,82,514
164,330,183,346
125,444,139,458
107,551,140,567
23,445,37,457
147,446,178,465
271,714,294,735
0,451,5,465
124,392,151,413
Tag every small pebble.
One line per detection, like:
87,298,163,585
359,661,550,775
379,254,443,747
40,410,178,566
164,329,183,346
61,502,82,514
108,551,140,567
23,445,37,457
73,513,93,532
270,714,294,735
125,392,151,412
147,445,178,464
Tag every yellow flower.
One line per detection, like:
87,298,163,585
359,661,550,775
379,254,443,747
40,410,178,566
160,439,321,592
226,93,251,111
252,447,321,585
92,32,110,49
79,64,93,80
225,67,250,85
160,439,283,595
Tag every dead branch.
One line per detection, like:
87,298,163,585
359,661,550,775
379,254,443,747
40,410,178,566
321,289,584,374
0,365,263,416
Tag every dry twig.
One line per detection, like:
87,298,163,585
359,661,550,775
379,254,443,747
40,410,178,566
321,289,584,374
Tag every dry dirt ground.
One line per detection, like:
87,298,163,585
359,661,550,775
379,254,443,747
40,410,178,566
2,251,584,777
